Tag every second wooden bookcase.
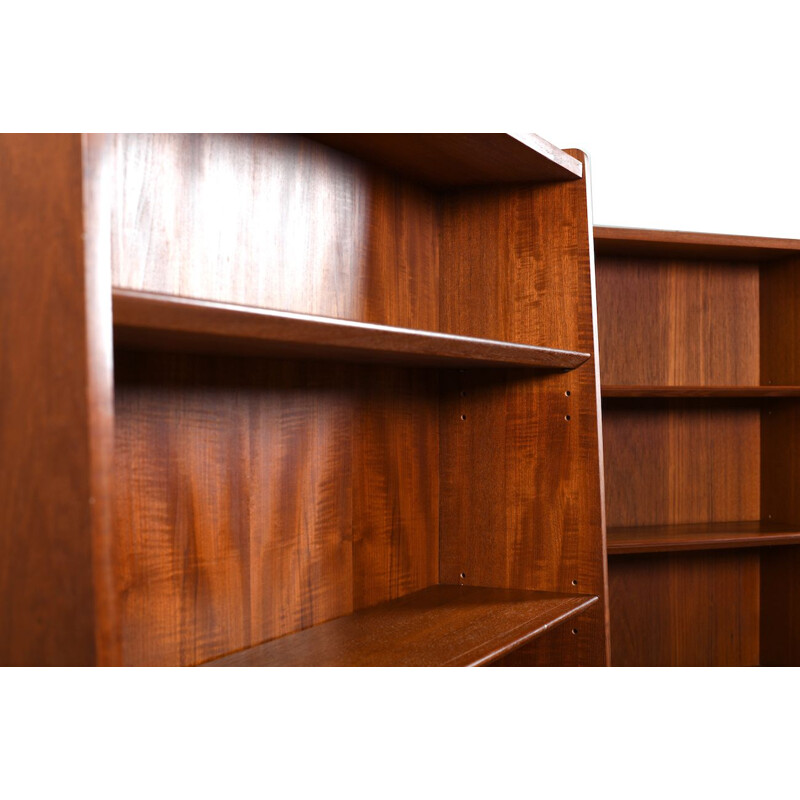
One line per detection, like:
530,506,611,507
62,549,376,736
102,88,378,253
595,226,800,666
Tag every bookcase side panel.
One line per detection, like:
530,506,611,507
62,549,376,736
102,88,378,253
0,134,116,665
439,150,608,665
760,258,800,664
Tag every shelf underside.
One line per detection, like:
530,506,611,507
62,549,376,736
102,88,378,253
594,226,800,261
113,290,590,370
201,585,598,667
602,385,800,398
305,133,583,187
607,521,800,554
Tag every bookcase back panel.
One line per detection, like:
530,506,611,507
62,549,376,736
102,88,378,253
603,402,760,527
609,550,760,666
113,351,439,666
92,133,440,330
439,152,609,665
597,257,760,386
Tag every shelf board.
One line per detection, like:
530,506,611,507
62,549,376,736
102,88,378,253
607,521,800,555
602,385,800,398
594,226,800,261
113,290,590,370
201,585,598,667
305,133,583,187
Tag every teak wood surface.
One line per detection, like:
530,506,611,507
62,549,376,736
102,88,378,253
0,135,117,665
1,133,608,666
202,586,597,667
306,133,583,187
596,226,800,666
602,385,800,398
113,289,590,370
607,521,800,554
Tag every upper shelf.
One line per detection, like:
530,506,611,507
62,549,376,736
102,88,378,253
305,133,583,187
594,226,800,261
113,290,590,370
602,385,800,398
201,585,598,667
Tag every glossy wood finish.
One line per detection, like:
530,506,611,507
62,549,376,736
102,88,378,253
603,385,800,398
594,226,800,261
202,586,597,666
609,551,760,667
98,134,441,327
602,402,760,528
597,226,800,666
607,521,800,554
597,256,760,386
1,133,607,666
0,134,116,665
113,289,590,370
307,133,583,187
113,351,440,666
439,151,610,667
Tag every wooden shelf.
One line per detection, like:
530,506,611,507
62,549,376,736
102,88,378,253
201,585,598,667
113,289,590,370
594,226,800,261
602,385,800,398
305,133,583,187
607,521,800,555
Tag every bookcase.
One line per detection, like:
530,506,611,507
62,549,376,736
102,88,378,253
0,133,608,666
595,226,800,666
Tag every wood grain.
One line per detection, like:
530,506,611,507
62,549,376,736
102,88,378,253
602,402,760,528
0,134,116,665
602,385,800,398
307,133,583,187
609,551,760,666
596,227,800,666
201,585,597,667
439,150,609,666
607,521,800,554
595,226,800,261
113,351,439,665
113,289,590,370
90,133,439,328
596,256,760,386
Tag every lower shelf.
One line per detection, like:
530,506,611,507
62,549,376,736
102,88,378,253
607,521,800,555
201,585,597,667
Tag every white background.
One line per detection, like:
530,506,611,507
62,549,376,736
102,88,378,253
2,2,798,798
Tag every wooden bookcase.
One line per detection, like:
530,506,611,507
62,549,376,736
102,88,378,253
595,226,800,666
0,133,608,666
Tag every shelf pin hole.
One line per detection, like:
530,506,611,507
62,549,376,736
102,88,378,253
565,390,571,397
565,415,571,421
571,628,578,635
572,579,578,586
460,572,466,579
460,414,467,421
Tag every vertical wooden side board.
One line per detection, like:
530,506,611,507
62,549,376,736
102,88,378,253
0,134,117,665
760,257,800,665
441,151,609,666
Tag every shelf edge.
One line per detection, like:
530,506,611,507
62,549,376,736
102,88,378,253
113,289,591,370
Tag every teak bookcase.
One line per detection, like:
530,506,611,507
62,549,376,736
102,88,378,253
595,226,800,666
1,133,609,667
